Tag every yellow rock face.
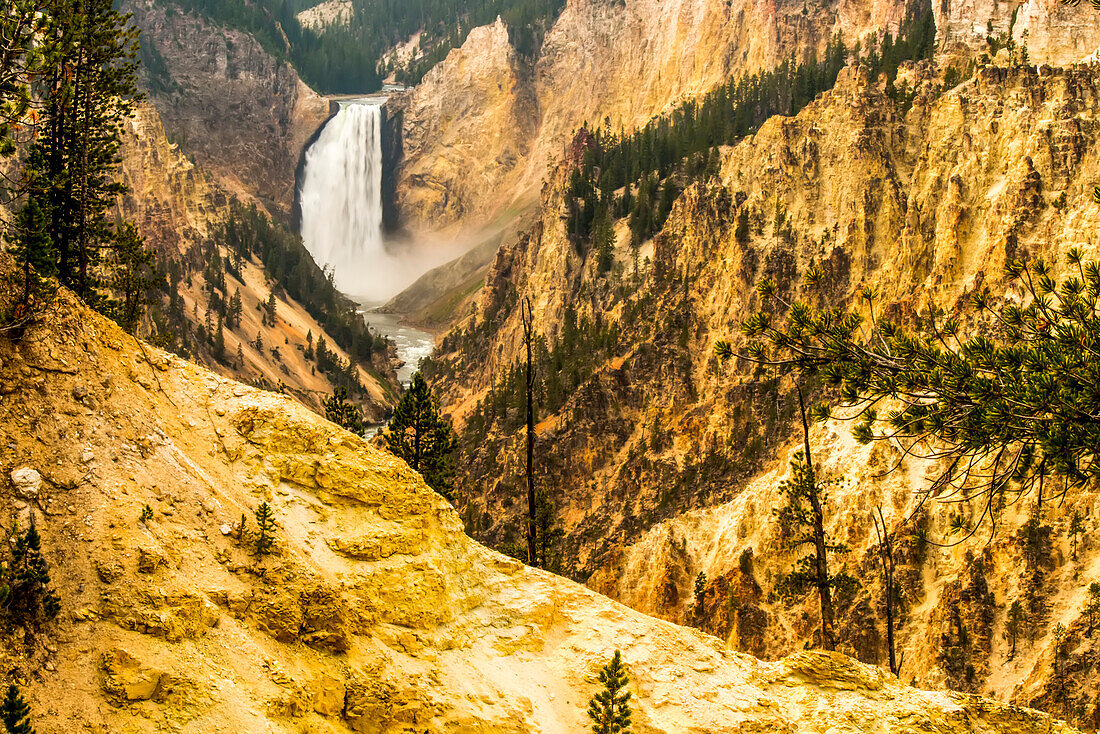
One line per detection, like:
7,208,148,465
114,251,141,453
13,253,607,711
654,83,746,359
0,285,1076,731
395,0,1100,232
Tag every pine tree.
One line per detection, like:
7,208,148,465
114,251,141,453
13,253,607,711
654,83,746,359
587,650,632,734
3,524,60,628
727,249,1100,525
1069,510,1084,563
774,447,849,650
693,571,707,623
213,314,225,360
734,207,750,246
1051,622,1070,702
593,207,615,275
1,684,34,734
1,2,48,163
253,502,275,557
104,221,157,334
323,386,365,436
383,372,458,501
228,289,243,329
4,197,57,326
27,0,141,310
1004,598,1024,658
533,487,563,572
263,292,276,327
521,297,537,564
1085,582,1100,635
872,506,901,675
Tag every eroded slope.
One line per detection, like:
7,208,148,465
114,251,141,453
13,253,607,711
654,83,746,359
0,285,1075,732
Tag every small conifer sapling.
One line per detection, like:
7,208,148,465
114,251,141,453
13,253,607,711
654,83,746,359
587,650,632,734
254,502,275,557
236,513,250,548
1,684,34,734
1004,599,1024,658
4,524,60,628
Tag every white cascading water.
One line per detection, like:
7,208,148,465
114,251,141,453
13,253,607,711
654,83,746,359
299,97,470,304
299,99,389,299
298,97,438,391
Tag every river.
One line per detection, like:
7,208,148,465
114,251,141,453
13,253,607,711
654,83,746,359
359,305,435,386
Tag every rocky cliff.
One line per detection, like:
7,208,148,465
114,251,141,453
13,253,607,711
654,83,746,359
0,280,1077,733
395,18,539,231
123,0,334,216
426,59,1100,727
394,0,1100,233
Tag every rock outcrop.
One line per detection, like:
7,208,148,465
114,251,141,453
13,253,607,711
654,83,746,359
123,0,333,215
395,17,539,229
0,284,1076,733
297,0,353,32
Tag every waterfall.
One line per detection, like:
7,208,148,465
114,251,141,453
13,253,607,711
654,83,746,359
299,96,470,304
299,100,386,298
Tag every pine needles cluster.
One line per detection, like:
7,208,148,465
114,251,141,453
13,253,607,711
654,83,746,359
1,684,34,734
727,248,1100,533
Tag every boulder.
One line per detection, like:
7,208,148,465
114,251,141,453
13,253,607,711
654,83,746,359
101,648,164,701
10,467,41,500
311,673,345,717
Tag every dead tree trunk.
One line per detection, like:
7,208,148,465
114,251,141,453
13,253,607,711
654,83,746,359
873,506,899,675
521,297,537,567
799,387,836,651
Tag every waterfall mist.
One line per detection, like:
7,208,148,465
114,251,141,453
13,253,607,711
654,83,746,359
300,99,463,304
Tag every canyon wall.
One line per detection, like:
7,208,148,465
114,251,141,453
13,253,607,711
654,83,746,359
394,18,540,230
123,0,334,216
428,59,1100,726
393,0,1100,233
